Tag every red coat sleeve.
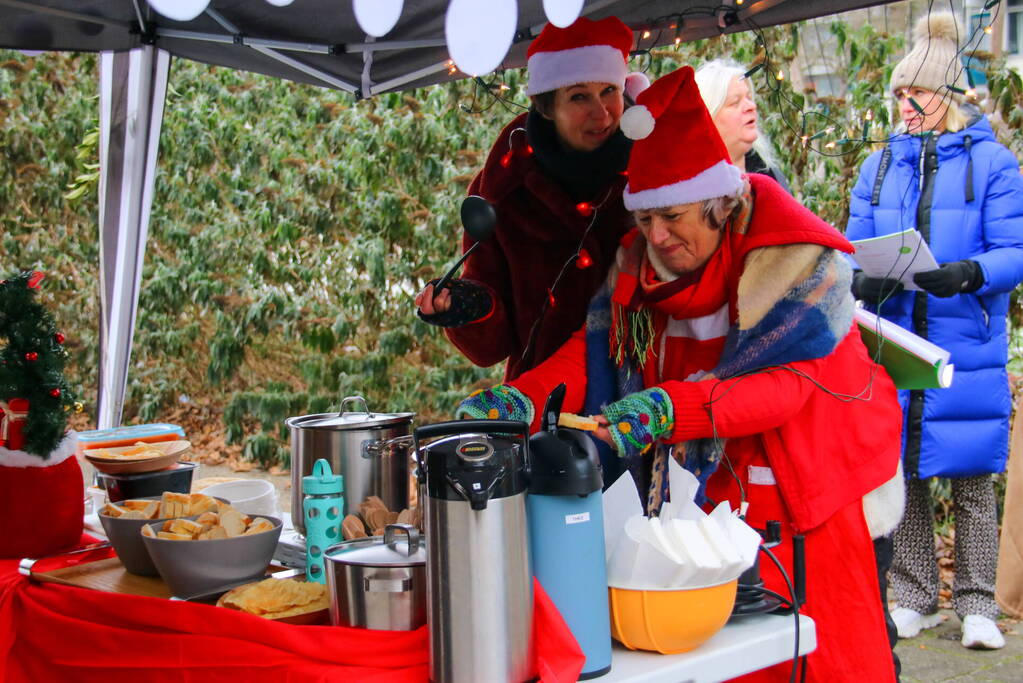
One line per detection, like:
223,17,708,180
510,326,589,431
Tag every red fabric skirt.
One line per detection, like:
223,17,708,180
706,440,896,683
0,535,583,682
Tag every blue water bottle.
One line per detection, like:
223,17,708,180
527,385,611,678
303,458,343,584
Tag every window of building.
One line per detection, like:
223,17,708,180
1009,0,1023,55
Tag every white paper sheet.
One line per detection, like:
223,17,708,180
849,229,939,291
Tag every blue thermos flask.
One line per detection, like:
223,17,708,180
527,384,611,678
303,458,343,583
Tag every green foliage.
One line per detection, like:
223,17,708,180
2,15,1022,470
0,271,77,456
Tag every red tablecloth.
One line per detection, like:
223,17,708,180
0,535,583,682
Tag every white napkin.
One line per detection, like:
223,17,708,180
602,463,760,589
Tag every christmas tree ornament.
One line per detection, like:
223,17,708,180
25,352,38,362
50,388,61,398
27,271,44,289
55,332,65,344
74,401,84,413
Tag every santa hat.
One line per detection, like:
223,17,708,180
620,66,743,211
526,16,635,96
890,12,968,101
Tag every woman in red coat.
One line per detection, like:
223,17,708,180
415,17,645,381
457,66,901,682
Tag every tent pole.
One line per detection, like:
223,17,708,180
96,46,170,429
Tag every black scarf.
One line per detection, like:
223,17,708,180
526,108,631,202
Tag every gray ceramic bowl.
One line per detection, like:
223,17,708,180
141,515,283,599
98,495,227,576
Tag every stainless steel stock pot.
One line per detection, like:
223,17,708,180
286,396,414,536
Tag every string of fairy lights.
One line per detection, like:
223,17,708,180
460,1,1006,160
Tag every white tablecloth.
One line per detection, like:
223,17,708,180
602,613,816,683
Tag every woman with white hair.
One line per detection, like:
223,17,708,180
694,59,789,191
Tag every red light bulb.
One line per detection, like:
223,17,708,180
575,249,593,269
525,144,534,155
547,289,556,307
500,151,513,168
575,202,593,217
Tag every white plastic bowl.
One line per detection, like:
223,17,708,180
200,478,279,516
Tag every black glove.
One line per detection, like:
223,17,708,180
851,270,904,304
912,260,984,298
417,278,493,327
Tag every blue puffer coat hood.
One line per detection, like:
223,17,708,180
847,114,1023,478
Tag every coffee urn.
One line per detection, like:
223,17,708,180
415,420,533,683
527,385,611,678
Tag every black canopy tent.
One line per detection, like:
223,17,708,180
0,0,899,428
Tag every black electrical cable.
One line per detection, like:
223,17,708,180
760,544,804,683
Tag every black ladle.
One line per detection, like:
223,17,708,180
432,195,497,300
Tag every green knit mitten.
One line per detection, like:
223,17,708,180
455,385,534,424
603,387,674,457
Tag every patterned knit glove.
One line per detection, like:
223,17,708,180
455,385,534,424
602,387,674,458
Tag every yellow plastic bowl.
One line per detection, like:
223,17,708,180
608,579,738,654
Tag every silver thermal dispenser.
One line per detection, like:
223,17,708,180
414,420,533,683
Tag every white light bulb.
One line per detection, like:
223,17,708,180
147,0,210,22
265,0,295,6
445,0,517,77
353,0,404,37
542,0,583,28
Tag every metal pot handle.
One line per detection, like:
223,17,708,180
339,395,372,416
384,523,420,556
364,434,414,458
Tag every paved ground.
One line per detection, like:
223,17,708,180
896,611,1022,683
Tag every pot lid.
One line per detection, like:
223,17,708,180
325,524,425,567
288,396,414,431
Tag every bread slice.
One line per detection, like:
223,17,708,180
188,493,218,516
100,503,128,518
243,518,275,536
558,412,599,432
220,509,248,537
157,531,193,541
121,499,153,511
159,491,192,519
141,523,156,537
168,518,204,537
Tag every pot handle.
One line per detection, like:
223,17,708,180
364,434,414,458
384,523,420,556
339,395,372,416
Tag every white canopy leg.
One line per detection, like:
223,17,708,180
96,46,170,429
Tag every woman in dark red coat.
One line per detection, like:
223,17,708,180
415,16,645,381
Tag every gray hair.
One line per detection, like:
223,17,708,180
701,177,751,231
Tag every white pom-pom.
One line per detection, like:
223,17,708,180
914,12,960,43
624,72,651,101
619,105,655,140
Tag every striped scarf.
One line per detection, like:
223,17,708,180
585,223,854,513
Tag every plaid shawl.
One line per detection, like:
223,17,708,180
584,232,854,513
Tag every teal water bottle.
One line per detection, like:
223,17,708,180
303,459,343,583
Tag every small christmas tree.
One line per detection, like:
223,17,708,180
0,271,76,457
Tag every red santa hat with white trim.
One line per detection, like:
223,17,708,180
620,65,744,211
527,16,648,98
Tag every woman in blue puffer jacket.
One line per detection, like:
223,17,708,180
847,12,1023,652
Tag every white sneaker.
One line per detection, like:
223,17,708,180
891,607,943,638
961,615,1005,650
